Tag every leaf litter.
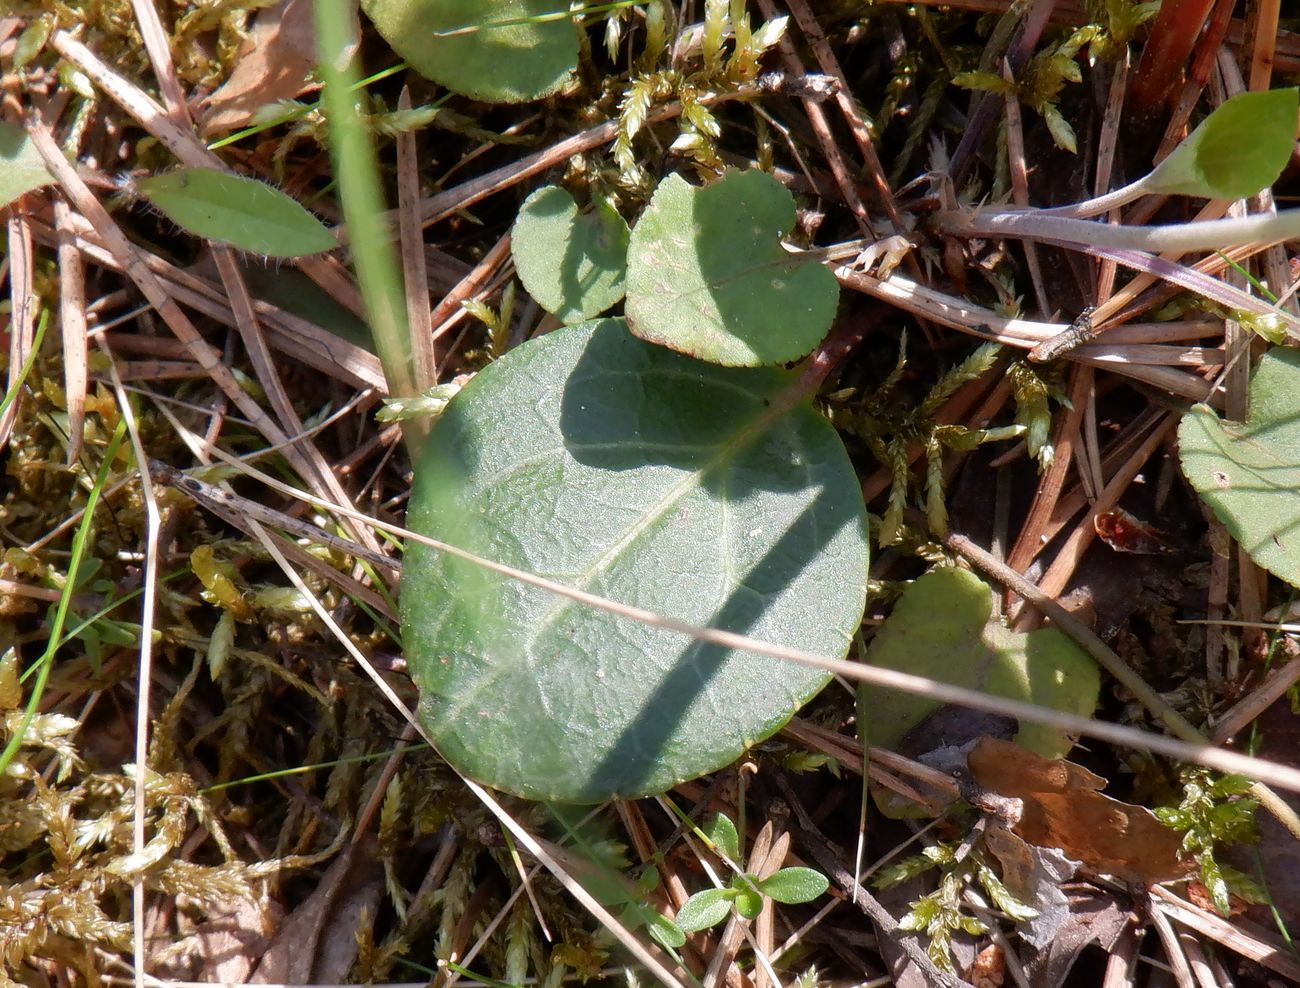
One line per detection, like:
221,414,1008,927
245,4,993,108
3,2,1300,987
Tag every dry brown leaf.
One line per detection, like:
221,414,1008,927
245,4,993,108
982,825,1074,948
968,737,1194,885
199,0,356,135
1022,885,1133,987
189,894,281,983
249,839,384,984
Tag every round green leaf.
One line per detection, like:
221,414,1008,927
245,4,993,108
1178,348,1300,588
361,0,576,103
757,867,829,904
512,186,630,323
0,121,54,208
401,319,869,803
861,568,1100,760
135,167,337,258
734,889,764,920
624,170,840,367
1147,87,1299,200
674,889,733,933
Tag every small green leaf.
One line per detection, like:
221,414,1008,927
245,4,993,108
976,863,1038,921
1147,87,1300,200
646,911,687,949
861,567,1100,763
134,167,337,258
362,0,577,103
1178,347,1300,588
0,121,54,207
1155,807,1190,829
1199,853,1232,916
958,914,990,936
625,170,840,367
757,867,829,904
896,904,930,932
12,17,52,71
58,62,94,99
1041,103,1078,154
703,812,741,862
638,864,662,894
734,889,764,919
401,319,869,802
512,186,629,323
675,888,734,932
951,70,1013,95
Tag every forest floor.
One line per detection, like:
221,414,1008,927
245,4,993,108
3,2,1300,987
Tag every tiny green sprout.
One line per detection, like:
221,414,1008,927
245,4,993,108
672,814,830,934
616,865,690,951
1155,769,1263,917
783,750,842,777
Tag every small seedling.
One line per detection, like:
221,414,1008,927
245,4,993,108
939,87,1300,261
671,812,829,935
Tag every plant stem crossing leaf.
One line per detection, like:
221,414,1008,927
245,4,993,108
361,0,577,103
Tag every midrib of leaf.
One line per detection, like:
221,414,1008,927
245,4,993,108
658,254,811,307
522,390,806,644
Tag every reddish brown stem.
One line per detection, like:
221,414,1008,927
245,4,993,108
1129,0,1217,120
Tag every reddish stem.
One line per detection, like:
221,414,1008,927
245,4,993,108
1129,0,1217,119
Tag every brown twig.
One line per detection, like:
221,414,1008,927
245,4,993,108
396,86,437,393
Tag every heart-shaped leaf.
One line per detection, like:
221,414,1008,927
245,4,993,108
861,567,1099,760
401,318,869,803
1147,87,1299,200
134,167,337,257
0,121,54,208
512,185,630,323
361,0,576,103
1178,347,1300,588
624,170,840,367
